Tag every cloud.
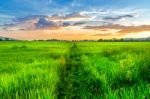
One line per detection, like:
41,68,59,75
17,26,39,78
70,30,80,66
103,14,134,21
118,25,150,34
66,12,90,19
73,22,86,26
0,14,16,25
49,12,90,21
35,17,58,28
70,0,83,7
63,22,72,26
14,12,90,22
3,15,75,30
15,15,47,22
92,33,113,37
84,24,150,35
84,24,124,30
1,6,150,35
5,13,90,30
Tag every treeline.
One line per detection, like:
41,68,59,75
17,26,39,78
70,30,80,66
34,38,150,42
0,37,16,41
98,38,150,42
0,37,150,42
33,39,96,42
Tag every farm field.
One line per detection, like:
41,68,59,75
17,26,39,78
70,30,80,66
0,41,150,99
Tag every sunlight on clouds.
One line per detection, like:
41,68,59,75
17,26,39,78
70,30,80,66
0,0,150,40
124,31,150,38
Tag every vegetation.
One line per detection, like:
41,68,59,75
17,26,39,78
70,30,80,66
0,36,16,41
0,41,150,99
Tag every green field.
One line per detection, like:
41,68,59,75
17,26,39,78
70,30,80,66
0,41,150,99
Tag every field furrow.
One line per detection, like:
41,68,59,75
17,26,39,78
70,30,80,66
57,43,105,99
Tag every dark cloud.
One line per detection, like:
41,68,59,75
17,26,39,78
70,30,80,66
35,17,58,28
73,22,85,26
62,22,72,26
103,14,134,21
84,24,125,30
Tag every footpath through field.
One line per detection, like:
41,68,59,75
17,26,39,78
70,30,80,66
57,43,103,98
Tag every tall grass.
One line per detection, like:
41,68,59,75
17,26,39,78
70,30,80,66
0,41,150,98
0,41,70,98
80,42,150,98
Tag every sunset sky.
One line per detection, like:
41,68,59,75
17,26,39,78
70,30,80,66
0,0,150,40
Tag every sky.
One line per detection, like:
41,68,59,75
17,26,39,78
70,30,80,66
0,0,150,40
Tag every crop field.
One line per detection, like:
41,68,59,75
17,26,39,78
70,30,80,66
0,41,150,99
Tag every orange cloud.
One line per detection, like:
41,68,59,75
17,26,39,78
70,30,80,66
84,25,150,35
118,25,150,34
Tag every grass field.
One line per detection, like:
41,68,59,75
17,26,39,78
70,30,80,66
0,41,150,99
